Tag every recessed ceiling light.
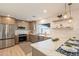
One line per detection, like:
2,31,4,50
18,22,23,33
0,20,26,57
63,14,68,19
7,15,10,17
43,9,47,13
38,17,42,20
68,20,72,23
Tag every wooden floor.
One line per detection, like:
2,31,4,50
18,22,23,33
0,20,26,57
0,42,32,56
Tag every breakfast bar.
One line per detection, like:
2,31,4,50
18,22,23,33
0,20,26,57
31,39,65,56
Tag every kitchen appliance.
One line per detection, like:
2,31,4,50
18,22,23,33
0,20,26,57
0,24,16,49
19,34,27,42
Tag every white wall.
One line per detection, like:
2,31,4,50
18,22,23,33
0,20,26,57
15,21,30,35
36,10,79,40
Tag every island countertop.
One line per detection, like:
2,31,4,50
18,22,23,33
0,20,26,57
31,39,68,56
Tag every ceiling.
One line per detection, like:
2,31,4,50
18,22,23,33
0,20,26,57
0,3,79,21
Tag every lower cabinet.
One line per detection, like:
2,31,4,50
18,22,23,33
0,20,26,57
11,39,15,46
29,34,48,43
29,35,38,43
32,47,46,56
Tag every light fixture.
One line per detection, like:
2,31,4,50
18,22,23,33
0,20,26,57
69,19,72,23
40,19,45,23
68,3,72,23
63,14,67,19
6,15,11,19
43,9,47,13
63,3,68,19
7,15,10,17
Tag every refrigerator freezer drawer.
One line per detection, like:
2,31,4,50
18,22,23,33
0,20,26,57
2,40,6,48
0,39,15,49
11,39,15,46
6,39,11,47
6,39,15,47
0,40,2,49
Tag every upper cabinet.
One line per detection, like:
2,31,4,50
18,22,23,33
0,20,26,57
29,21,36,34
0,17,1,23
0,16,16,24
16,20,30,30
1,16,16,24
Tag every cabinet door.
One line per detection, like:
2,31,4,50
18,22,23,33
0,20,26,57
38,36,45,41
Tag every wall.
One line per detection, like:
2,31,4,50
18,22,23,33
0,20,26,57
36,19,51,35
0,16,30,35
15,20,30,35
36,10,79,41
16,20,29,29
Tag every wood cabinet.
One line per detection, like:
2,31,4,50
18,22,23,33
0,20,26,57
29,21,36,34
28,34,48,43
29,34,38,43
1,16,16,24
0,16,16,25
32,47,46,56
0,17,2,23
16,20,29,30
15,35,19,44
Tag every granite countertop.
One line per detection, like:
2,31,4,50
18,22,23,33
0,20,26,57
31,39,67,56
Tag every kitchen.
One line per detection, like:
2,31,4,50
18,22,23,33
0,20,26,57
0,15,50,55
0,3,79,56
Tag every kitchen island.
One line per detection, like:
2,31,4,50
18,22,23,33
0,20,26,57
31,39,67,56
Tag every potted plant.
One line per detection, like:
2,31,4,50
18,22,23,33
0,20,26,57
72,37,76,39
52,38,59,41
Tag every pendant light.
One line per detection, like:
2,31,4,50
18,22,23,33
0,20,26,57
68,3,72,23
63,3,68,19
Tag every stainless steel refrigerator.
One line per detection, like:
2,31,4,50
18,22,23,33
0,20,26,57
0,24,16,49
